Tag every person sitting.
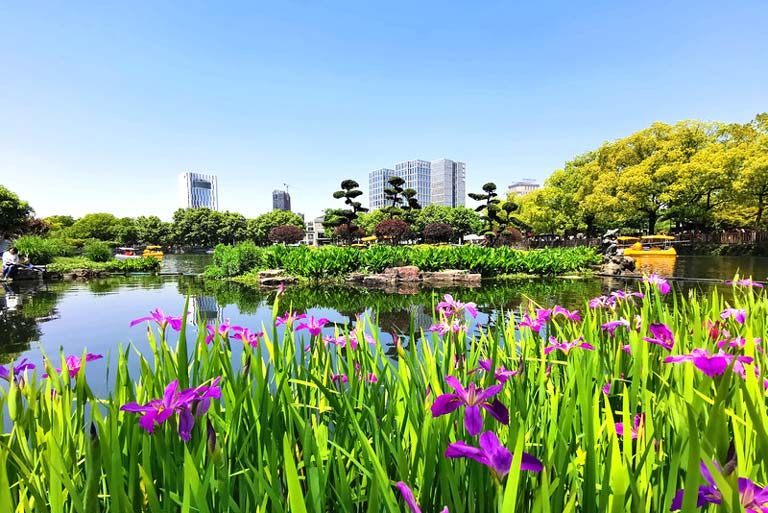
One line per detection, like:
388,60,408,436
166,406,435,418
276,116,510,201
2,247,25,279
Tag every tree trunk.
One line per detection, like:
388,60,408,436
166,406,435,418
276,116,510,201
756,192,765,227
648,211,658,234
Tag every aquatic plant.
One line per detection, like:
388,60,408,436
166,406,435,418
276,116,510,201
0,277,767,511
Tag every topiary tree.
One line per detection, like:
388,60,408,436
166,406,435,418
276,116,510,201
268,225,305,245
374,219,412,245
328,179,368,243
423,222,453,243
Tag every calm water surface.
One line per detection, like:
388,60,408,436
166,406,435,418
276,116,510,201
2,254,767,394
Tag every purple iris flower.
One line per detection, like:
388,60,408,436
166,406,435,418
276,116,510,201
323,331,375,350
232,327,263,348
446,431,542,479
664,349,753,377
428,319,469,337
642,273,671,295
643,323,675,350
437,294,478,318
431,376,509,436
205,320,239,344
601,319,630,337
121,377,221,442
469,359,519,383
552,305,581,321
295,315,330,336
720,307,747,324
544,336,594,356
671,461,768,511
0,358,35,383
396,482,449,513
519,313,546,333
726,278,765,289
275,311,307,328
610,290,645,304
589,296,610,309
43,353,102,378
615,413,645,439
130,308,187,331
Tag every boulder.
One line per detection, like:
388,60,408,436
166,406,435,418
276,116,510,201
258,269,286,279
260,276,297,287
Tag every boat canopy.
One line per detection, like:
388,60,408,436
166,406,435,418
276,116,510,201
145,245,162,249
641,235,675,240
617,236,640,241
117,247,137,251
361,235,377,242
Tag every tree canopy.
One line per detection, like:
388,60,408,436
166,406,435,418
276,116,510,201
518,114,768,234
0,185,33,235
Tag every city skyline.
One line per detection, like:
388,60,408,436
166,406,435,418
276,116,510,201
272,189,292,212
2,2,765,221
368,158,466,211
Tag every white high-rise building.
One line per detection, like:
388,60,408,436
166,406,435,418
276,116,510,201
430,159,466,208
368,168,396,210
394,159,432,207
179,172,219,210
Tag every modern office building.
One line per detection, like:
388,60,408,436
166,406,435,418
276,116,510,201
430,159,466,208
272,189,291,211
368,168,396,210
179,172,219,210
507,180,540,197
393,159,432,208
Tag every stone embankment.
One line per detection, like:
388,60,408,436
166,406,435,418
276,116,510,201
255,266,481,293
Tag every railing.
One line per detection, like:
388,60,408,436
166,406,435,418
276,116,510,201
526,230,768,249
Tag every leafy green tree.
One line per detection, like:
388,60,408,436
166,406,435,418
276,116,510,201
66,213,123,241
448,206,483,242
382,176,421,219
247,210,305,245
135,216,173,246
172,208,222,247
44,215,76,233
218,212,248,245
356,209,389,235
0,184,33,235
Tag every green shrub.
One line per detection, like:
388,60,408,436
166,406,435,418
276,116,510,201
12,235,74,264
105,257,161,272
203,244,600,278
83,240,113,262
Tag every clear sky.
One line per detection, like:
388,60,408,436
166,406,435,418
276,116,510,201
2,1,766,221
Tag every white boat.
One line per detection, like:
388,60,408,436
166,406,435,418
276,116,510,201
115,247,141,260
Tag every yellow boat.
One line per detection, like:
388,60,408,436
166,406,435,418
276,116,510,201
620,235,676,257
143,245,164,259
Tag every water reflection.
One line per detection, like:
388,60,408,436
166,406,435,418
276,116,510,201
0,281,63,361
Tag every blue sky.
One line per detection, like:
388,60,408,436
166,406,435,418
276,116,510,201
2,1,766,221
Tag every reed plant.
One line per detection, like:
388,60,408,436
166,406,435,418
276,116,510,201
1,276,767,512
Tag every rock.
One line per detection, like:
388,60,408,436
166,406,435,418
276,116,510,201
396,266,421,281
346,273,366,283
7,268,43,281
260,276,297,287
258,269,286,279
363,274,396,287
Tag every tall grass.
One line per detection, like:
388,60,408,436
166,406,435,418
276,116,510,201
204,244,601,278
12,235,74,264
1,279,767,511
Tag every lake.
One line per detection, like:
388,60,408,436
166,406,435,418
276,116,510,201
2,254,767,393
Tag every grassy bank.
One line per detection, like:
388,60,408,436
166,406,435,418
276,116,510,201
46,256,162,273
204,243,601,279
1,277,767,511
